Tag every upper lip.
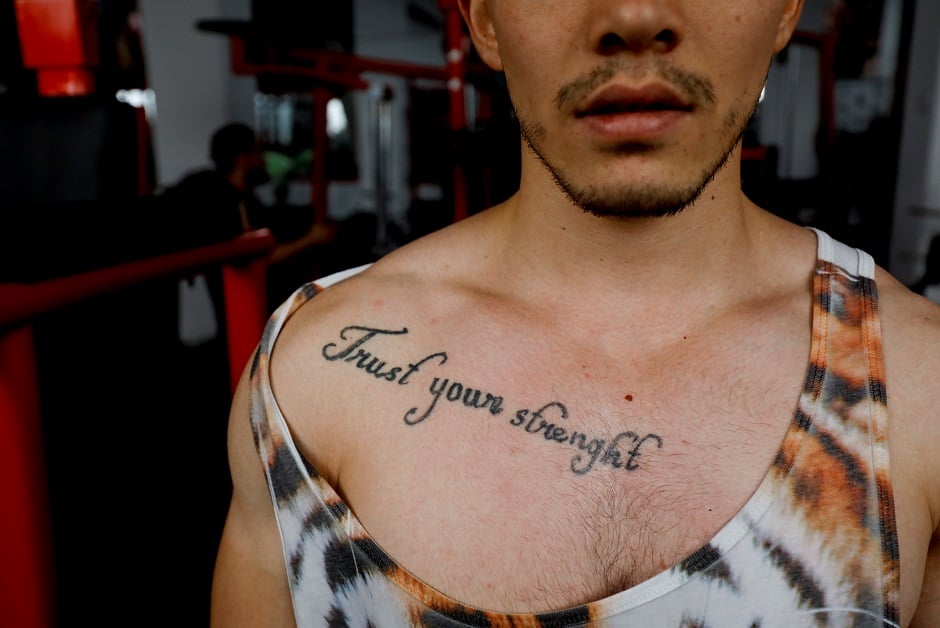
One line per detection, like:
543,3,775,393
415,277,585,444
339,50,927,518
575,84,693,117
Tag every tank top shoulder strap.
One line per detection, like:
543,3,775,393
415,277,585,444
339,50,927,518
808,227,876,280
313,263,373,289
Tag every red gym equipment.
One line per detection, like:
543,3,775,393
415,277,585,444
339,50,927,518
1,4,274,626
14,0,100,97
201,0,484,229
1,4,486,625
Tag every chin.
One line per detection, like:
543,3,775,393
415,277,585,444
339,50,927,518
573,188,702,219
549,144,736,219
523,135,728,220
550,166,713,219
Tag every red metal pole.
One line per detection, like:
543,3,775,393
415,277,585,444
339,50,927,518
0,325,54,628
221,258,269,393
0,231,274,627
0,231,275,330
440,0,470,222
135,105,153,196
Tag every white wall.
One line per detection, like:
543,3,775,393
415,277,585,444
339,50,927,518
139,0,253,187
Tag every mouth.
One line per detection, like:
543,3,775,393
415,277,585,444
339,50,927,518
574,85,693,118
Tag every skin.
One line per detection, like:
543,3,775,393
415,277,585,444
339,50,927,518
482,0,777,219
211,1,940,625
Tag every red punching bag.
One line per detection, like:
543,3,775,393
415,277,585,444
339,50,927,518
14,0,100,97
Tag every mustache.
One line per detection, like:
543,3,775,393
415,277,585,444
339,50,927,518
554,57,717,112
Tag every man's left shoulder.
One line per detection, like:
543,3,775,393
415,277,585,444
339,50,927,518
875,266,940,485
873,270,940,625
875,267,940,367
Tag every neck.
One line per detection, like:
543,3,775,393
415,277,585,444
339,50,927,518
472,156,820,346
490,147,767,300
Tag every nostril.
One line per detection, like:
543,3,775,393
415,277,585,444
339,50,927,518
654,29,678,46
598,29,679,54
599,32,626,53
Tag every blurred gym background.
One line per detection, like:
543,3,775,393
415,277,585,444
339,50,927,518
2,1,939,625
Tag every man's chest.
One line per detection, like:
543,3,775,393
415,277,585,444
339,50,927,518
324,351,803,611
294,310,814,610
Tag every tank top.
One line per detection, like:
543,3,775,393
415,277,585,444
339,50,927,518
248,228,900,627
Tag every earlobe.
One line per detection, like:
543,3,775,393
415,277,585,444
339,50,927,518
457,0,503,72
774,0,806,52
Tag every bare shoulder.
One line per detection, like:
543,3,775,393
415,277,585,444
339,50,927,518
874,268,940,627
266,215,497,484
876,267,940,499
209,248,460,627
876,267,940,429
271,215,490,364
211,361,298,627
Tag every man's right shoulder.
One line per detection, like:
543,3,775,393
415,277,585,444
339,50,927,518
262,259,453,477
273,220,488,352
275,259,436,347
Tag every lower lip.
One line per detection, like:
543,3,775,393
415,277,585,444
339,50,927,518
577,110,689,142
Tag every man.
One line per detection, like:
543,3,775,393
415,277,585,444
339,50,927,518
164,122,271,246
211,1,939,626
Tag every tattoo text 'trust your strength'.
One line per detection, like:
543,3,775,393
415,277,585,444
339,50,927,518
321,325,663,475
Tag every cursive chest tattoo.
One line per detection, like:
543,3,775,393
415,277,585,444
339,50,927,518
321,324,663,475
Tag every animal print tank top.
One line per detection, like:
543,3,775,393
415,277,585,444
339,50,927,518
249,228,900,626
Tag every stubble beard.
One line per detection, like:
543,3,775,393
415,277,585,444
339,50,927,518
514,63,765,220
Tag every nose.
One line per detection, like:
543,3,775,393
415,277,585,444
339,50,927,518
589,0,682,55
